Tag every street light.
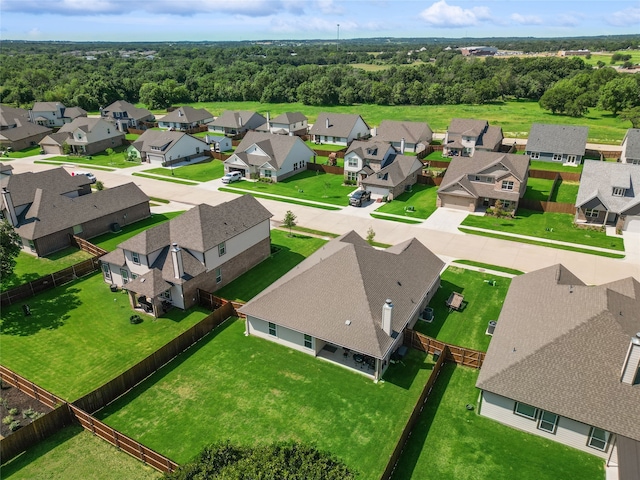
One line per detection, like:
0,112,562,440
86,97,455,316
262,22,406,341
337,24,340,50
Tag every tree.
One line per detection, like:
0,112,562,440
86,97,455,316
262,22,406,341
62,142,71,155
366,226,376,245
95,181,104,191
0,220,21,279
599,77,640,115
283,210,296,237
619,107,640,128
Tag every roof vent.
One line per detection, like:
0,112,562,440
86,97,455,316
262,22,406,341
345,320,351,326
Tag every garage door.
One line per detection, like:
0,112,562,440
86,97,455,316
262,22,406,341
440,194,473,211
365,186,390,197
625,216,640,233
41,144,61,155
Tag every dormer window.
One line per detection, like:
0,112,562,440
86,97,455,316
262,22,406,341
612,187,625,197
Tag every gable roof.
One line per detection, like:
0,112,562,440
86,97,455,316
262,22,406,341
0,121,51,141
64,106,87,119
271,112,307,124
161,106,213,124
1,167,90,208
446,118,503,150
622,129,640,160
31,102,64,112
346,140,394,163
57,117,111,135
118,195,272,255
131,130,206,154
575,161,640,213
232,131,313,170
526,123,588,156
376,120,433,145
361,155,423,189
209,110,265,129
0,105,30,128
477,264,640,441
308,113,370,137
102,100,153,122
240,232,444,359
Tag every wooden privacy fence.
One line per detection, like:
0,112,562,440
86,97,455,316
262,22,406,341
307,162,344,175
519,198,575,214
529,169,581,182
71,235,108,257
405,330,486,369
416,175,443,186
197,290,246,319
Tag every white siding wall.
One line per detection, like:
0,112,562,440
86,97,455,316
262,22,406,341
247,317,316,356
203,220,270,271
347,118,370,143
276,140,313,178
621,343,640,384
166,135,206,162
123,250,151,275
343,152,362,173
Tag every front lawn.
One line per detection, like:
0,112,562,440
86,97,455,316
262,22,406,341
392,364,604,480
2,145,42,158
91,211,183,252
551,179,580,203
1,424,161,479
44,146,141,169
413,266,511,352
0,272,210,401
375,184,438,219
223,170,354,206
142,159,225,182
1,247,93,291
460,209,624,251
97,318,436,479
215,230,327,302
523,178,554,201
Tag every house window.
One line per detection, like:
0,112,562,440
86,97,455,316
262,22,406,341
346,171,357,182
537,411,559,434
585,209,599,218
501,180,514,191
293,162,298,170
530,152,540,159
131,252,140,265
463,147,473,155
514,402,537,420
502,200,512,210
196,147,200,154
216,267,222,284
612,187,625,197
552,154,562,161
73,224,83,234
347,157,358,168
102,264,111,280
630,158,640,165
120,269,129,284
304,334,313,349
268,322,277,336
160,290,171,300
218,242,226,257
587,427,609,451
263,169,272,178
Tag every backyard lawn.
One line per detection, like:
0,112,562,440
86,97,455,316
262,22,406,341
392,364,604,480
2,424,161,479
0,272,210,401
551,179,580,203
97,318,435,479
91,211,183,252
423,150,450,162
460,209,625,251
215,230,327,302
374,184,438,220
141,159,225,182
530,160,584,173
314,155,345,168
1,247,93,291
523,178,554,201
413,266,511,352
223,170,354,206
305,140,347,152
2,145,42,158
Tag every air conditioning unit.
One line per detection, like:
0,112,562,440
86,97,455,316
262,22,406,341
486,320,497,336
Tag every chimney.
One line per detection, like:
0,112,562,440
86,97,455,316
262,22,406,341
178,110,184,117
238,116,243,127
325,117,330,129
266,111,270,125
1,187,18,226
400,137,406,155
171,243,184,279
621,332,640,385
382,299,393,336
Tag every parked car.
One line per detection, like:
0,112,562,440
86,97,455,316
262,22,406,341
349,189,371,207
71,171,96,184
221,171,242,184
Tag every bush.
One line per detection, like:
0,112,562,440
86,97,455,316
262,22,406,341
343,179,357,186
130,314,143,324
3,415,14,425
95,180,104,191
9,407,18,415
9,420,21,431
258,177,273,183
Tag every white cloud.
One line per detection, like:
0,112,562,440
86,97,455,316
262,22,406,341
419,0,492,28
608,7,640,27
317,0,343,15
555,13,582,27
511,13,542,25
270,17,357,34
27,27,41,37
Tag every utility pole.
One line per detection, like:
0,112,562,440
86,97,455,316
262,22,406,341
337,24,340,50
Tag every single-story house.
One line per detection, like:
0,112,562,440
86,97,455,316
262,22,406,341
360,155,423,200
373,120,433,154
437,151,530,212
344,140,397,184
240,231,445,381
0,121,51,151
620,129,640,166
0,105,30,130
224,131,315,182
443,118,503,157
100,195,272,317
207,110,266,136
128,130,208,167
100,100,155,132
525,123,588,166
158,106,214,131
203,134,232,152
308,113,370,146
574,161,640,232
476,264,640,472
39,118,124,155
255,112,308,136
28,102,86,128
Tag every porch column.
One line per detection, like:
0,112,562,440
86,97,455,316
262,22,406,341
602,208,608,227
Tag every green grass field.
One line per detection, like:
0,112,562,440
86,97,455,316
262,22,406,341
530,160,584,173
44,146,140,169
142,159,225,182
370,213,422,224
581,50,640,67
97,318,435,478
392,364,604,480
374,184,438,219
413,266,511,352
451,260,524,276
523,178,554,201
551,180,580,203
2,145,41,158
132,172,198,185
91,212,183,252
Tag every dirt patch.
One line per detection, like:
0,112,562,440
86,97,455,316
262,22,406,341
0,384,53,438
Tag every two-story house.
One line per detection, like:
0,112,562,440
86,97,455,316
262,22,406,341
373,120,433,154
255,112,308,136
100,100,154,132
437,151,530,212
525,123,588,166
620,129,640,166
308,113,370,146
158,106,214,131
39,118,124,155
443,118,503,157
343,140,397,184
28,102,87,128
360,155,424,200
208,110,267,136
100,195,272,317
128,130,208,167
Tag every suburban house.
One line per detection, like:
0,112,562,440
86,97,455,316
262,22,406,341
574,161,640,232
203,134,232,153
1,167,149,257
100,195,272,317
157,106,214,131
476,264,640,474
207,110,266,136
373,120,433,154
437,151,530,212
360,155,423,200
0,105,30,130
39,118,125,155
443,118,503,157
344,140,397,184
255,112,308,136
620,129,640,166
0,163,13,178
525,123,588,166
308,113,370,146
240,231,445,382
0,105,52,151
28,102,86,128
224,132,314,182
100,100,154,132
128,130,208,167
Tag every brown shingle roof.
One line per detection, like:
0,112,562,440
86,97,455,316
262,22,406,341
308,113,369,137
234,132,313,170
161,106,213,124
376,120,433,145
361,155,423,189
1,167,90,208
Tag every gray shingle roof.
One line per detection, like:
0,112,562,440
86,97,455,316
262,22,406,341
0,121,51,141
361,155,423,189
56,117,108,135
376,120,433,145
125,269,173,298
446,118,503,150
271,112,307,124
64,107,87,119
240,232,444,359
209,110,265,129
233,132,313,170
1,167,90,208
346,140,393,163
575,161,640,214
308,113,370,137
0,105,29,128
131,130,206,154
161,106,213,124
102,100,153,122
526,123,588,156
477,264,640,441
622,129,640,161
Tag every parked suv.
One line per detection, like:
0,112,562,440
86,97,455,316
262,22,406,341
349,189,371,207
221,171,242,184
71,171,96,184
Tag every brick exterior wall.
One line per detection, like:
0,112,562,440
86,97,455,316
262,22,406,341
81,135,125,155
0,131,50,151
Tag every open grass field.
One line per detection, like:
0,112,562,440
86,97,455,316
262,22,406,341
374,184,438,219
1,247,93,291
460,209,624,251
142,159,225,182
413,266,511,352
392,364,604,480
581,50,640,67
0,272,210,401
90,211,182,252
215,230,327,302
2,145,41,158
523,177,554,201
2,424,161,479
97,318,435,479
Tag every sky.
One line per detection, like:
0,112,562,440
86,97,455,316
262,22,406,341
0,0,638,42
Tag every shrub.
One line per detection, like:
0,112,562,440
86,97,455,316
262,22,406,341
9,420,21,431
485,207,494,215
130,314,143,324
9,407,19,415
95,180,104,191
258,177,273,183
3,415,14,425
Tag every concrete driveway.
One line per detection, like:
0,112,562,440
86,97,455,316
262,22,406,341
420,207,472,233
